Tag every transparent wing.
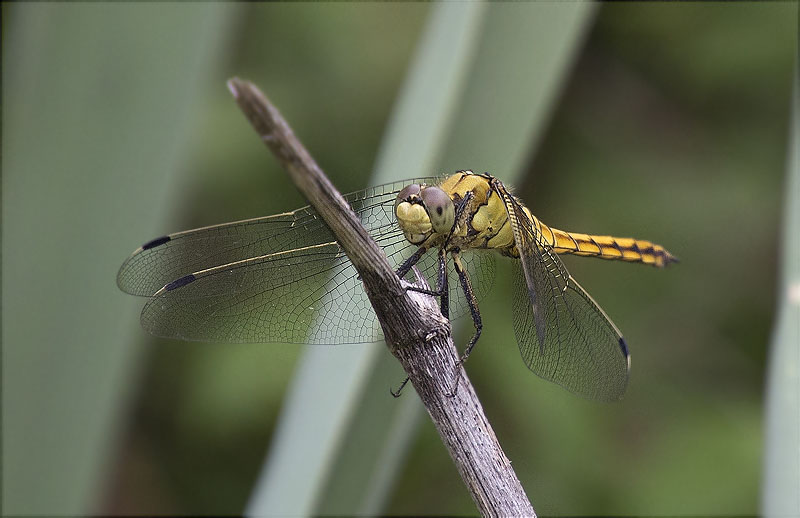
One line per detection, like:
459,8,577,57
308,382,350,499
498,182,630,401
120,178,495,344
118,179,435,297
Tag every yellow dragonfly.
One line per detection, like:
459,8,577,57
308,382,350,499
118,171,676,401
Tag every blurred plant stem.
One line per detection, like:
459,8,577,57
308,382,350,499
761,68,799,518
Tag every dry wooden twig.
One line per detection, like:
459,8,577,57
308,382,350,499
227,77,535,517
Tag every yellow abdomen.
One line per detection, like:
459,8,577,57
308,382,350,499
437,172,677,268
534,218,677,268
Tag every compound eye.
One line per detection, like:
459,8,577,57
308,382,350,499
395,183,421,208
420,186,455,234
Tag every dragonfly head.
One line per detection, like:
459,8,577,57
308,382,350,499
395,183,455,245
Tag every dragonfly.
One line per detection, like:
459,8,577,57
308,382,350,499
118,171,676,401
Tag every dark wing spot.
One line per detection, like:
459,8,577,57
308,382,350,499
165,274,196,291
142,235,170,250
618,337,630,358
437,207,443,215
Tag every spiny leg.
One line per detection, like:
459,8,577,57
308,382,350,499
391,248,426,397
439,248,449,319
453,251,483,362
448,191,474,244
405,247,449,313
395,246,427,279
447,251,483,397
393,249,449,398
454,191,474,223
393,246,448,397
390,377,410,398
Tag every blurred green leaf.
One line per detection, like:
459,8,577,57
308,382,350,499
2,3,236,514
762,69,799,517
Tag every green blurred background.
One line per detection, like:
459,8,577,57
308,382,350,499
3,3,796,516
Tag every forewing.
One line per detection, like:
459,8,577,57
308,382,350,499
117,180,433,297
498,182,630,401
126,177,494,344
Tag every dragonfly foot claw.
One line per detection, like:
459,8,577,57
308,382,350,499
444,363,463,398
390,376,410,398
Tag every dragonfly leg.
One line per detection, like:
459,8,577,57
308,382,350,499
390,376,411,398
406,248,449,317
394,249,447,398
445,251,483,397
444,191,474,246
453,251,482,363
439,248,449,318
395,246,427,279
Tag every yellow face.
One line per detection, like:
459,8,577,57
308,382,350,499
395,183,455,245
